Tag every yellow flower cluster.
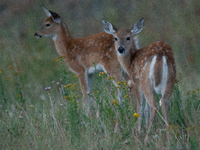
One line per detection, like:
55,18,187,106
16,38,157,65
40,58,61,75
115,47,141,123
99,72,106,77
112,99,119,105
63,95,73,101
71,83,77,90
0,71,2,74
124,95,128,98
74,75,79,78
64,83,77,90
93,91,99,94
134,113,140,118
64,93,80,101
187,88,200,95
54,56,66,62
64,83,73,88
118,81,127,85
107,76,115,80
117,86,120,89
17,94,21,97
175,79,179,83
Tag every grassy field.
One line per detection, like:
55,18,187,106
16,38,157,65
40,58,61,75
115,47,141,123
0,0,200,149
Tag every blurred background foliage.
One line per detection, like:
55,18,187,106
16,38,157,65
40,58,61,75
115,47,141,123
0,0,200,103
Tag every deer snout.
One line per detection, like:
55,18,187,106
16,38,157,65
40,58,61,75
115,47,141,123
118,46,125,53
34,32,42,38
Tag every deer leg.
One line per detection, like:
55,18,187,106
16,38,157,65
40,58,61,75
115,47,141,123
85,71,95,117
135,80,145,132
141,79,157,144
78,73,88,109
145,101,150,131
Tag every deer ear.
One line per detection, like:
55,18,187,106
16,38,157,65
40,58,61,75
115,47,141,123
102,19,117,35
43,7,51,17
130,17,144,35
48,10,61,24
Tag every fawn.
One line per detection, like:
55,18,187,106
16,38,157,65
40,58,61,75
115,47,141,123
34,8,138,115
102,17,176,143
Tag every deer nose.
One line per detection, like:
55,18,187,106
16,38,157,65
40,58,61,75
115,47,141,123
118,46,125,53
34,32,41,38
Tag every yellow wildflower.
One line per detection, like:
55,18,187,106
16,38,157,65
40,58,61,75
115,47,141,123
112,99,119,105
118,81,122,85
78,87,81,90
124,81,127,85
117,86,120,89
0,71,2,74
124,95,128,98
26,133,28,135
71,83,77,90
38,136,41,138
134,113,140,118
59,56,65,59
99,72,106,76
175,79,179,83
64,83,72,88
74,75,79,78
93,91,99,94
107,76,115,80
191,90,196,95
63,95,73,101
77,101,79,104
17,94,21,97
197,88,200,93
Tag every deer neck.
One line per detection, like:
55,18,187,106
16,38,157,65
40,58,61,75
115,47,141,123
117,48,134,77
53,22,74,56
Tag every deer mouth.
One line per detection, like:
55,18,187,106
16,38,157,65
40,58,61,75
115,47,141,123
34,32,42,38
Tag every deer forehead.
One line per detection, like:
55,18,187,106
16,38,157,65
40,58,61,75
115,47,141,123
42,16,55,25
114,29,132,38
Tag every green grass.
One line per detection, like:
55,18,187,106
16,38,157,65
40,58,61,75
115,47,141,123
0,0,200,149
0,65,200,149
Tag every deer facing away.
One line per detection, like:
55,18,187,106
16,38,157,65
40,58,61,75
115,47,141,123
102,18,176,143
34,8,137,115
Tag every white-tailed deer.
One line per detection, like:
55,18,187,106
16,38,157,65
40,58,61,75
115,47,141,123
102,18,176,143
34,8,137,115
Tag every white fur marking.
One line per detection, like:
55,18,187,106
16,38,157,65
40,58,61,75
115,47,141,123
134,36,139,49
155,56,168,95
88,64,106,74
149,55,157,82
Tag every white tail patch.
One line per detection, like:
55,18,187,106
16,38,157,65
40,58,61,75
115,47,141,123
158,56,168,106
155,56,168,95
149,55,157,81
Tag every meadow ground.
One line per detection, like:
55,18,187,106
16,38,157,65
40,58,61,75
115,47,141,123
0,0,200,149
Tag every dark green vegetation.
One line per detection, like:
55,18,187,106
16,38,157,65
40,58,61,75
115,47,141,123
0,0,200,149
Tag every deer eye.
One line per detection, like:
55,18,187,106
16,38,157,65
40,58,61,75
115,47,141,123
114,37,118,41
45,23,51,27
126,37,130,41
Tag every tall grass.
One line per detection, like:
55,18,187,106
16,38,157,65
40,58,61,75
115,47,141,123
0,62,200,149
0,0,200,149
